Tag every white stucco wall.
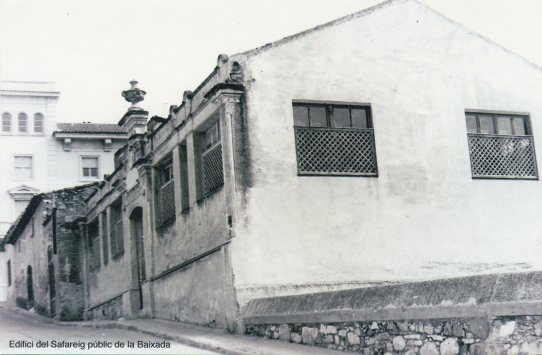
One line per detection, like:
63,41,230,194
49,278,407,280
231,0,542,289
0,94,57,237
49,139,125,190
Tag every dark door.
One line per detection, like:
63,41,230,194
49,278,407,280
47,247,56,316
26,266,34,308
130,208,145,310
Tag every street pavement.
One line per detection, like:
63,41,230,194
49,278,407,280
0,305,219,355
0,304,341,355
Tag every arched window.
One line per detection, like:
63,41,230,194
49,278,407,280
18,113,27,132
2,112,11,132
34,113,44,133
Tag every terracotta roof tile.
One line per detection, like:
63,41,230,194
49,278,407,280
56,123,127,134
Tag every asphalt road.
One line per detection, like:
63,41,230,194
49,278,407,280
0,306,220,355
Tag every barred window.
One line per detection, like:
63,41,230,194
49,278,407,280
466,112,537,179
201,122,224,196
109,200,124,258
179,144,190,212
292,102,377,176
87,218,100,272
2,112,11,132
101,211,108,265
34,113,44,133
155,159,175,226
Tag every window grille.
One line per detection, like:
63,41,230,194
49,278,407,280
110,201,124,258
87,219,100,271
101,211,108,265
465,112,537,179
202,142,224,195
468,134,537,179
295,127,377,175
160,179,176,223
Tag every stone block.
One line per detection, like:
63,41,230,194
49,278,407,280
468,318,490,339
377,332,390,341
347,332,360,345
291,332,301,344
444,322,454,336
440,338,460,355
301,327,318,345
424,324,434,334
452,324,465,337
392,336,406,351
499,321,516,338
324,335,334,343
420,342,439,355
278,324,290,342
326,325,338,334
338,329,347,337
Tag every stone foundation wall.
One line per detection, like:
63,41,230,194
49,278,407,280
246,316,542,354
242,272,542,354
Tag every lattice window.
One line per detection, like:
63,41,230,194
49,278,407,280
160,179,175,222
155,158,175,226
87,219,100,271
110,200,124,258
202,143,224,195
295,127,377,175
466,112,537,179
292,102,377,176
468,135,537,178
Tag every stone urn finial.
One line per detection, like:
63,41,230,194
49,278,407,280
122,80,146,110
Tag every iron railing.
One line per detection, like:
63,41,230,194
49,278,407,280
294,126,378,176
202,142,224,196
468,134,538,179
160,179,176,223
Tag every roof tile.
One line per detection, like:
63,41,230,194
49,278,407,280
56,123,127,134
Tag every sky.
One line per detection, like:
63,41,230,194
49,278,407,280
1,0,541,124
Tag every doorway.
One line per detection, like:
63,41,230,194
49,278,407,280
130,207,145,310
26,265,34,308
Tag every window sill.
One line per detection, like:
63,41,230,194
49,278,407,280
80,177,100,182
297,172,378,177
111,253,124,261
197,184,224,204
471,176,538,180
155,216,176,231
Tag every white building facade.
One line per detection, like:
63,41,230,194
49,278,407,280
0,81,127,301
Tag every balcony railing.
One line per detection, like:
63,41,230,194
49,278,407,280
202,142,224,196
294,127,378,176
468,134,538,179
